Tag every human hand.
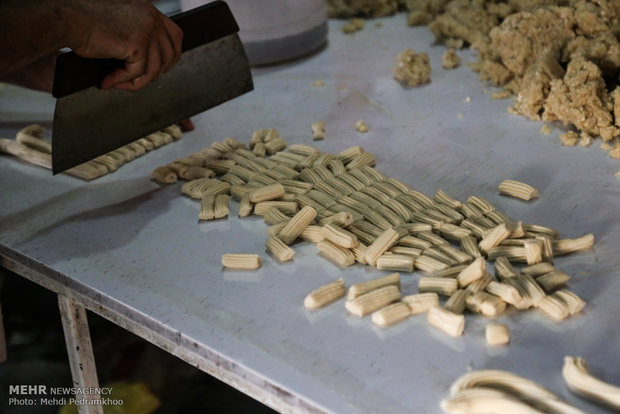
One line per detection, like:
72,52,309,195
65,0,183,92
178,118,194,131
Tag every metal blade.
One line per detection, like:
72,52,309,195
52,33,253,174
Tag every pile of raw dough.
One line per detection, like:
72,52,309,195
330,0,620,157
413,0,620,153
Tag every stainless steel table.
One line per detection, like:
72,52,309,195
1,17,619,414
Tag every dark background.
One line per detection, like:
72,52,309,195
0,269,276,414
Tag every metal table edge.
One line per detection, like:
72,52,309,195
0,244,328,414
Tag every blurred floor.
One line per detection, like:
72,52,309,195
0,270,276,414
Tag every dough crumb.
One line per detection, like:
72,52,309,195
442,49,461,69
327,0,401,18
540,124,552,135
312,79,325,87
375,22,383,28
580,132,593,147
393,49,431,87
312,121,326,141
457,113,464,118
610,144,620,159
560,131,579,147
492,90,511,100
355,120,369,133
342,18,365,34
445,38,465,50
408,10,433,26
601,142,613,151
615,169,620,178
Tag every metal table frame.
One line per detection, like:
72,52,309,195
1,249,311,413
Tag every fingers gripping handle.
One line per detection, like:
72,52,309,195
52,0,239,98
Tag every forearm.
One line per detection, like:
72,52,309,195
0,0,70,78
0,53,58,92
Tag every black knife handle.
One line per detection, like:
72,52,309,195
52,0,238,98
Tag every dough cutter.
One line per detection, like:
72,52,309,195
50,0,253,174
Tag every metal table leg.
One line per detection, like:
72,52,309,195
58,294,103,414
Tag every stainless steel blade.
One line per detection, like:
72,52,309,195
52,33,253,174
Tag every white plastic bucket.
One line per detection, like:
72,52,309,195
179,0,328,65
